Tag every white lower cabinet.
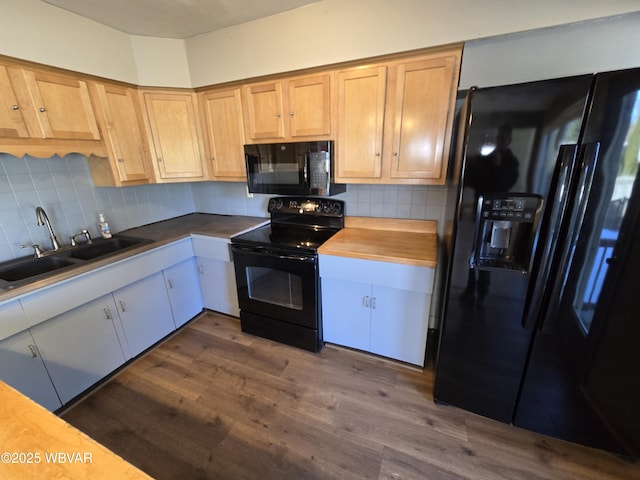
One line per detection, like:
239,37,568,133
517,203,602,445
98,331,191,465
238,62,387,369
113,272,176,357
320,254,434,366
29,294,127,405
4,233,242,409
0,329,62,411
321,278,371,352
163,257,203,327
196,256,239,316
192,234,239,316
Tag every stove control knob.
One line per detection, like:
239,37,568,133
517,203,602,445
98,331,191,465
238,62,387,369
268,198,284,212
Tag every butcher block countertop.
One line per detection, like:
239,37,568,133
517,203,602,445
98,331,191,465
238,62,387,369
318,217,438,268
0,381,151,480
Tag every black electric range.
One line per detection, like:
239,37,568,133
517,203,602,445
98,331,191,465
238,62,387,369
230,197,345,352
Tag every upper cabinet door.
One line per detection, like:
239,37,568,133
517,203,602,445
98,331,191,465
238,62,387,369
336,66,387,180
243,81,285,140
388,54,459,180
19,69,101,140
287,73,332,138
199,87,246,179
0,64,30,138
243,73,332,143
90,83,154,185
334,45,462,185
142,90,208,181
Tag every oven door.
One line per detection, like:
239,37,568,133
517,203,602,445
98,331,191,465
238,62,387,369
231,244,318,328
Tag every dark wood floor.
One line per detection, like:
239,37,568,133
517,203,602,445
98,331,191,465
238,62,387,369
61,312,638,480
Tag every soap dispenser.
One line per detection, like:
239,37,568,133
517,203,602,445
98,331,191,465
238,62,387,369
98,213,112,239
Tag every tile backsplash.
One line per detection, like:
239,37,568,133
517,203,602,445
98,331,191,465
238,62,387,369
0,153,450,263
0,154,195,263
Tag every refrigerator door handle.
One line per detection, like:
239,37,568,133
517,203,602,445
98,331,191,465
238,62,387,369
541,142,600,328
522,144,578,329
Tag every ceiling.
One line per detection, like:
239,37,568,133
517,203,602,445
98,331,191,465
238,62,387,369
41,0,321,39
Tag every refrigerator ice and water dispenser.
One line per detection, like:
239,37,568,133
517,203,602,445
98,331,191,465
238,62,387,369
471,194,543,273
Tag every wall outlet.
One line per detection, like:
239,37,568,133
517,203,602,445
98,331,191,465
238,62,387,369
246,186,253,198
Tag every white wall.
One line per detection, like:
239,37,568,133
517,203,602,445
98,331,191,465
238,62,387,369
185,0,640,86
460,12,640,88
130,36,192,87
2,0,639,88
1,0,139,83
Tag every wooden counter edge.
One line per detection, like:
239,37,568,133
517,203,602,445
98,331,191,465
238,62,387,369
344,217,437,233
317,246,438,268
0,381,152,479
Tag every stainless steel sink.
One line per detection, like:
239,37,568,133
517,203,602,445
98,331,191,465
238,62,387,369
0,235,152,290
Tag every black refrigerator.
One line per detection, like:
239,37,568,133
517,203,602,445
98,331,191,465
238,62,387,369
434,68,640,457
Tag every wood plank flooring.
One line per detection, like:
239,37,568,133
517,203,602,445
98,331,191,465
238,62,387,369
61,312,639,480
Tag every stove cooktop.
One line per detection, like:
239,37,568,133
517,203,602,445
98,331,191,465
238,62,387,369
231,223,340,252
231,196,345,253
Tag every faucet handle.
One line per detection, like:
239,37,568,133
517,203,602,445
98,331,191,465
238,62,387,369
70,229,93,246
20,244,43,258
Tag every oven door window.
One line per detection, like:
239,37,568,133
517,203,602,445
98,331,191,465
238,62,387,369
246,266,303,310
232,245,318,328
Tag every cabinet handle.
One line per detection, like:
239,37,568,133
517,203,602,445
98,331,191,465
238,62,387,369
393,152,398,157
157,157,163,162
375,153,381,157
363,295,369,308
119,300,126,312
12,105,19,110
371,297,376,309
103,308,112,320
28,344,38,358
289,112,294,117
167,279,173,289
198,265,204,274
38,107,46,112
276,113,281,118
118,158,125,163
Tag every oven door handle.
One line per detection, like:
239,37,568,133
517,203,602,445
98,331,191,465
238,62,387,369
231,244,316,262
276,253,316,262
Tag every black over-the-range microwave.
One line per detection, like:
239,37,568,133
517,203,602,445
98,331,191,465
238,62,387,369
244,141,346,196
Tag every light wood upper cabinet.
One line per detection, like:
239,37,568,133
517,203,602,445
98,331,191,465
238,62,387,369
16,68,101,140
87,83,154,186
0,59,105,158
243,81,285,140
336,66,387,179
141,90,208,182
0,64,30,138
198,87,246,180
243,73,332,143
286,74,332,138
335,45,462,185
388,55,459,180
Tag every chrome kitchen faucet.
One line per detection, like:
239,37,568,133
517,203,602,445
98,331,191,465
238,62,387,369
36,206,60,251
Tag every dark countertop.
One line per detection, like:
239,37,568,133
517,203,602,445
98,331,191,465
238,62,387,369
121,212,267,242
0,213,267,304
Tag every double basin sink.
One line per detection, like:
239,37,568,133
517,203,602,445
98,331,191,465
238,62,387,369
0,235,152,290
